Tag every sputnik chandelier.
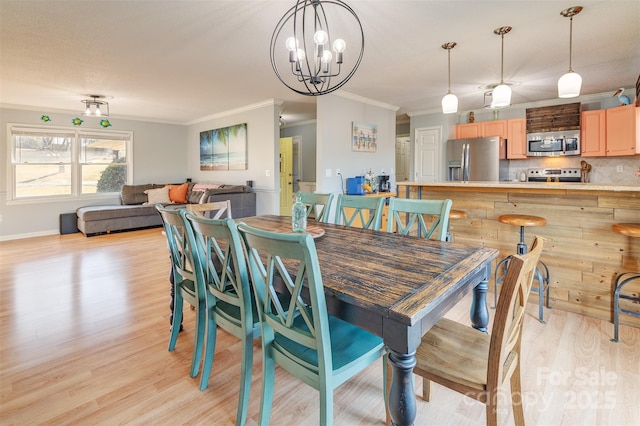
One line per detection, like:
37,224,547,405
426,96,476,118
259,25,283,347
270,0,364,96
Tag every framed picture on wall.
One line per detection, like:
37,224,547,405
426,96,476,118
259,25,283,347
352,121,377,152
200,123,247,171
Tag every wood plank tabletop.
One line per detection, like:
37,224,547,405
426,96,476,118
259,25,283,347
238,215,498,327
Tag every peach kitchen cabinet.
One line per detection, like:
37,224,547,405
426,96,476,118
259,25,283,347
455,121,507,140
506,118,527,159
581,110,606,157
605,104,638,156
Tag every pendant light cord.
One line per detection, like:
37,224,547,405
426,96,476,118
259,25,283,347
568,15,574,72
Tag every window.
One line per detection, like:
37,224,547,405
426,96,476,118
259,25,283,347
9,125,133,200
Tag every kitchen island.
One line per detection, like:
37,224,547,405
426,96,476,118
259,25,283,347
397,181,640,328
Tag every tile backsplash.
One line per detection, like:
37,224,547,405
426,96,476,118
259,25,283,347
507,156,640,184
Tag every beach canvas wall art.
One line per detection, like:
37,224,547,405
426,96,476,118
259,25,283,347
200,123,247,171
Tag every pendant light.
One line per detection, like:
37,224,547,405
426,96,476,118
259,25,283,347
558,6,583,98
491,26,512,108
441,42,458,114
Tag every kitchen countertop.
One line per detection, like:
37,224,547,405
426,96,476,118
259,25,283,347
396,181,640,192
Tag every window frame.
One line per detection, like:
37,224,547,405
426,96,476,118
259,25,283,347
7,123,133,203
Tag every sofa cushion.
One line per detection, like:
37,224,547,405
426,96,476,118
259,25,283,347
145,186,171,204
168,183,188,203
77,204,160,221
187,190,205,204
121,184,160,205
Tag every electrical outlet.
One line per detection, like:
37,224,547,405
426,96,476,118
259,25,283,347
265,169,271,177
325,168,332,177
336,169,341,175
616,165,624,173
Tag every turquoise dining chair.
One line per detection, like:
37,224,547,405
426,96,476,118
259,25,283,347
156,204,206,380
298,192,335,223
237,223,387,425
333,194,385,229
386,198,452,241
182,211,260,426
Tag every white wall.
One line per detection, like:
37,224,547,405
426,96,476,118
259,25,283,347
0,107,187,239
185,101,280,215
316,93,397,194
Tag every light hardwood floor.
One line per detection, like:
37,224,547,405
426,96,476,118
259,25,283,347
1,229,638,425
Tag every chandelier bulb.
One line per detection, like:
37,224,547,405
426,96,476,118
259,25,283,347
332,39,346,53
314,30,328,45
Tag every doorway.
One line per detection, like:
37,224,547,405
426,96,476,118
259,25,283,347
414,127,442,182
279,137,293,215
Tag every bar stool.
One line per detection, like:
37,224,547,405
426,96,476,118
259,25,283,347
610,223,640,343
446,210,468,242
494,214,551,323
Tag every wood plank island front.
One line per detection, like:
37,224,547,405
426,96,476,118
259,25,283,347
397,181,640,328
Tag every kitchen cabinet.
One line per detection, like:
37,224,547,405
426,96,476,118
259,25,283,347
455,121,506,139
455,123,481,139
605,104,638,156
506,118,527,159
581,110,606,157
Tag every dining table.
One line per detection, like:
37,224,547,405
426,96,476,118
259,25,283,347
238,215,499,426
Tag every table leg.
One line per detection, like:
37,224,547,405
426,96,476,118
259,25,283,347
388,350,417,426
470,264,490,333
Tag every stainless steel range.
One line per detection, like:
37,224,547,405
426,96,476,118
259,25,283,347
527,167,582,182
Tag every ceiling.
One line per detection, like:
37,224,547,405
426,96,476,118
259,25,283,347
1,0,638,126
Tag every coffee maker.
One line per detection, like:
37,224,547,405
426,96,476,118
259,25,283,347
378,174,390,192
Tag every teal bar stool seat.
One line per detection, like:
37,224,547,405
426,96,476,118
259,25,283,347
494,214,551,323
238,223,387,425
610,223,640,343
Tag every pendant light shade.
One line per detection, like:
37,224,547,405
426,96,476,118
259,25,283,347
491,26,512,109
558,71,582,98
558,6,583,98
491,84,512,108
441,42,458,114
442,93,458,114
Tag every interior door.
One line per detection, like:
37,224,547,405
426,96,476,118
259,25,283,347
279,137,293,216
414,127,441,181
395,137,410,181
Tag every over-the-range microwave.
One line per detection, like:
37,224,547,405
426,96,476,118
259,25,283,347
526,130,580,157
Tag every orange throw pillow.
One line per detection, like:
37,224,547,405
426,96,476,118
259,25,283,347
167,183,188,204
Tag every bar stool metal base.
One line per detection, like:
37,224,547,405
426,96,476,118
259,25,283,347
611,272,640,343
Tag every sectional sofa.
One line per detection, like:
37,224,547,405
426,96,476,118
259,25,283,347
76,182,256,236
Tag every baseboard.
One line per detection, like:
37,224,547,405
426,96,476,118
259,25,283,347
0,229,59,241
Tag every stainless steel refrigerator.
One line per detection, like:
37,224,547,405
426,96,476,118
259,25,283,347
446,137,508,182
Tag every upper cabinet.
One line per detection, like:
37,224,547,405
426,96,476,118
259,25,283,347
582,105,638,157
455,121,506,139
581,110,606,157
605,105,638,156
506,118,527,159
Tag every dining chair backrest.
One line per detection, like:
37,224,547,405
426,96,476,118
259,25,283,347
182,211,260,424
386,198,452,241
334,194,385,230
298,192,334,223
237,221,386,425
238,223,329,361
156,205,199,298
187,200,232,219
489,236,545,386
155,204,206,379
